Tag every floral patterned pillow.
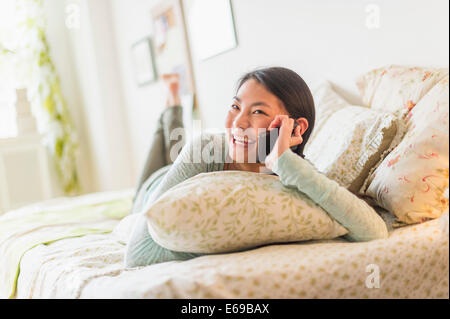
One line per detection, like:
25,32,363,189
360,76,449,224
145,171,348,254
356,65,448,114
439,188,449,237
306,83,398,194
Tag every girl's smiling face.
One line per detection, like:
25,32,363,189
225,79,289,163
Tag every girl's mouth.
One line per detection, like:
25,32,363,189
233,135,256,147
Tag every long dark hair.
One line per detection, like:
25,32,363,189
235,67,315,159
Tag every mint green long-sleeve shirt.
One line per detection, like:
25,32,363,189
272,148,388,242
125,133,388,267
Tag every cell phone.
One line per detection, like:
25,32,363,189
256,121,299,163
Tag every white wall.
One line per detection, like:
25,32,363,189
46,0,450,191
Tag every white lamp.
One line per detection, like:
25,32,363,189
15,88,38,136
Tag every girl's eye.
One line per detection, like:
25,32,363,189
253,110,267,115
230,105,266,115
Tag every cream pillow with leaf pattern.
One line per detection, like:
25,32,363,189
145,171,348,254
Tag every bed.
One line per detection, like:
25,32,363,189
2,65,449,299
1,189,447,299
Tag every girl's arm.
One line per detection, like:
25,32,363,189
271,148,388,242
125,133,223,267
265,115,388,242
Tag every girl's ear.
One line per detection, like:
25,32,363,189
295,118,309,136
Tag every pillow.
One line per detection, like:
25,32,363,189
308,81,352,144
144,171,348,254
356,65,448,113
305,82,398,194
360,76,449,224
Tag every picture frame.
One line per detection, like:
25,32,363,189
131,37,157,87
186,0,238,61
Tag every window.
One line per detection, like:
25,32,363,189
0,1,17,138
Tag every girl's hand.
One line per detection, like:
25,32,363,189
264,115,303,170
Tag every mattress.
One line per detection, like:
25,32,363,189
5,191,449,299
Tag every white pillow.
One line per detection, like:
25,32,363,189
145,171,348,254
309,81,350,144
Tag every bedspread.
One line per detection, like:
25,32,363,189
0,190,133,299
10,192,449,299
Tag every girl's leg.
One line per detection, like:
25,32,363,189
162,105,185,165
135,121,166,193
132,106,185,213
135,105,185,194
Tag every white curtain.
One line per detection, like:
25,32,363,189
0,0,80,194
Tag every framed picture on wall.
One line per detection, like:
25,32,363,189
131,37,157,87
186,0,238,61
151,0,196,101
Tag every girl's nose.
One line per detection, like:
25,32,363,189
233,113,250,130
